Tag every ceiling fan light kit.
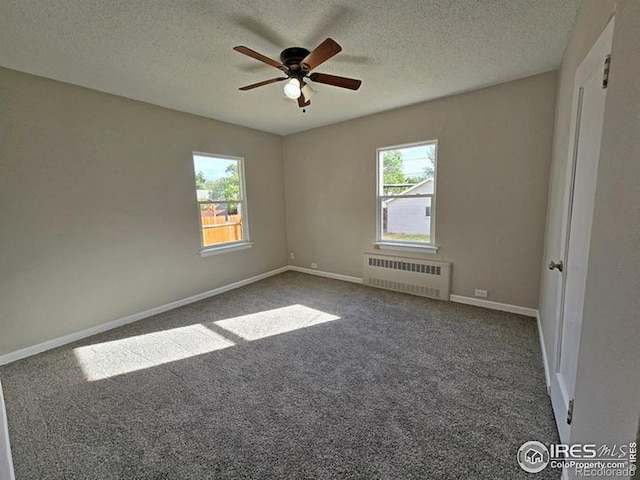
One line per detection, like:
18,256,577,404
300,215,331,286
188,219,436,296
301,83,316,100
234,38,362,110
283,78,301,99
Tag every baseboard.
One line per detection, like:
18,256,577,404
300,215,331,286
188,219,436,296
448,295,537,317
0,266,289,366
536,311,552,392
287,266,363,284
0,381,15,480
287,269,538,320
0,266,539,367
0,265,548,480
287,268,538,317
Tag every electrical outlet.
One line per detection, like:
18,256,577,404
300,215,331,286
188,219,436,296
289,252,295,260
474,289,488,298
310,263,318,269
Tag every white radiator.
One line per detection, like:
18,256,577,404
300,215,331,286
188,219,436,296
363,253,451,300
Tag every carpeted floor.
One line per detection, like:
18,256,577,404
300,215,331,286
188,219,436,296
0,271,559,479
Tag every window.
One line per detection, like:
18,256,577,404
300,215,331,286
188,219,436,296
376,141,437,249
192,153,251,255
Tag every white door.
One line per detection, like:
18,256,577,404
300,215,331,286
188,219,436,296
550,18,614,443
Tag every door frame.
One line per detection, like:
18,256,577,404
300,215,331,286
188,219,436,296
550,17,614,443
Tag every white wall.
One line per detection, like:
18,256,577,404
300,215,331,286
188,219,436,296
284,72,558,308
0,381,15,480
0,67,288,356
568,0,640,467
538,0,617,394
538,0,640,472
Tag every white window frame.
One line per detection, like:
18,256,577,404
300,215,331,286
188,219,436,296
375,140,439,254
192,152,252,257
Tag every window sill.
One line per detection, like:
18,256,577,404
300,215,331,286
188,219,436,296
199,242,253,257
373,241,440,254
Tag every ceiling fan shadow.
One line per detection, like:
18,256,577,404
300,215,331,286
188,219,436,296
333,54,372,65
231,5,364,62
230,14,289,49
237,63,270,73
303,5,357,47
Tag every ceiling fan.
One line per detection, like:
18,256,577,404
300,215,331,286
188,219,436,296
233,38,362,110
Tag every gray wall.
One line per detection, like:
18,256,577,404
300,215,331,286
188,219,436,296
283,72,558,308
569,0,640,462
0,67,288,356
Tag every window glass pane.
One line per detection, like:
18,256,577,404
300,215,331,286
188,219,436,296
200,203,243,247
382,197,432,243
194,155,241,201
381,144,435,195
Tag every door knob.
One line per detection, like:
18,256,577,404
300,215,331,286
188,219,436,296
549,260,563,272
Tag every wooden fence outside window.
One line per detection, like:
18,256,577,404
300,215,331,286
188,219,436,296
200,213,242,246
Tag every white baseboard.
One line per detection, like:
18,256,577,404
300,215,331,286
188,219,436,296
0,266,289,366
0,381,15,480
287,268,538,318
536,311,552,392
287,266,363,284
0,265,548,480
449,295,537,317
0,266,539,368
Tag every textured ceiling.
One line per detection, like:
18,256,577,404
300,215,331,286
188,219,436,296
0,0,580,135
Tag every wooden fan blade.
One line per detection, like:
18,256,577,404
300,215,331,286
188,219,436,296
309,72,362,90
297,93,311,108
301,38,342,71
234,46,287,71
239,77,288,91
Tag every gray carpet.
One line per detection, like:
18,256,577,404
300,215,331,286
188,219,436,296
1,271,559,479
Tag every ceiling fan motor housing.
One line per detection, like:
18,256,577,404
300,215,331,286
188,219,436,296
234,38,361,108
280,47,311,73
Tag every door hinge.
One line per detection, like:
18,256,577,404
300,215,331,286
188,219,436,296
567,398,575,425
603,54,611,88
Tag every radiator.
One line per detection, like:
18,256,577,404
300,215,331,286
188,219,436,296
363,253,451,300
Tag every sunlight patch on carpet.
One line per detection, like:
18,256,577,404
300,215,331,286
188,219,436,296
74,324,234,381
213,304,340,341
